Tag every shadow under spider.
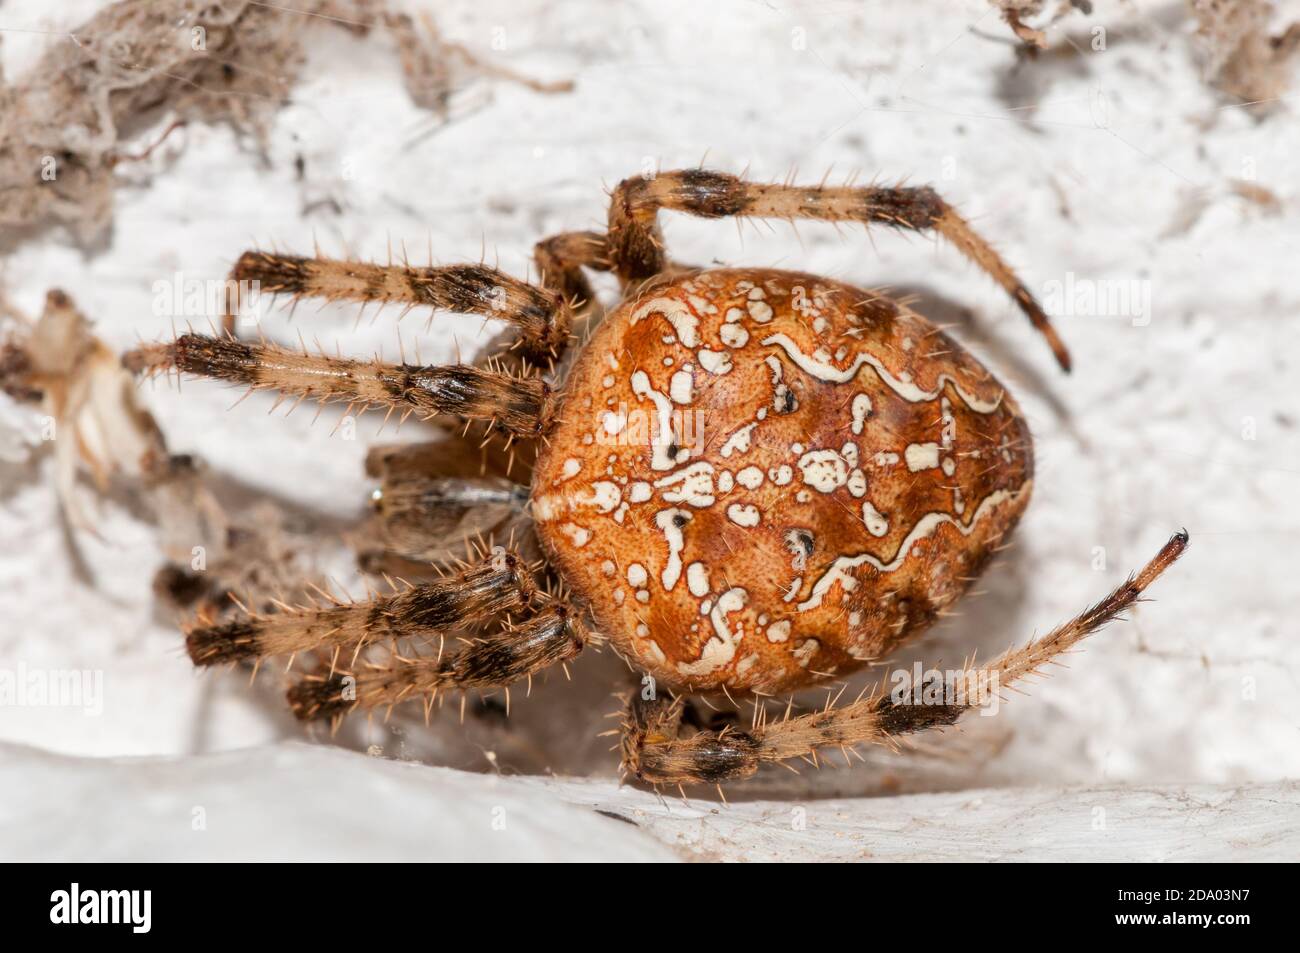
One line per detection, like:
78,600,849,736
892,283,1078,432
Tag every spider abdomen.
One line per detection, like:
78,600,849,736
532,268,1033,693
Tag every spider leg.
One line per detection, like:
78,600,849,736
533,229,611,307
622,531,1188,786
620,692,698,782
125,333,554,439
185,547,538,665
227,251,572,362
362,472,530,569
605,169,1072,371
350,436,534,575
286,598,591,721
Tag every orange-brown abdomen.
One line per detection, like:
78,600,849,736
532,269,1032,693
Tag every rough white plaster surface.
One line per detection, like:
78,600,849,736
1,0,1298,861
5,741,1296,862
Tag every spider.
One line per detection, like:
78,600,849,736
126,169,1187,788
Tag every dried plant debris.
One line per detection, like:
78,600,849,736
990,0,1091,50
1229,178,1283,215
1189,0,1300,111
1,288,167,529
0,0,571,245
385,9,572,114
0,288,320,617
990,1,1297,114
1160,177,1286,237
994,0,1050,49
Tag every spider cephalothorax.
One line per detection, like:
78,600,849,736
127,169,1186,787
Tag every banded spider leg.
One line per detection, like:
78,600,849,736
128,250,602,721
184,543,591,722
621,532,1188,787
606,169,1072,371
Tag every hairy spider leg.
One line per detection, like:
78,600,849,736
226,251,574,362
126,333,554,439
287,599,590,722
605,169,1072,371
185,547,538,665
622,531,1188,785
